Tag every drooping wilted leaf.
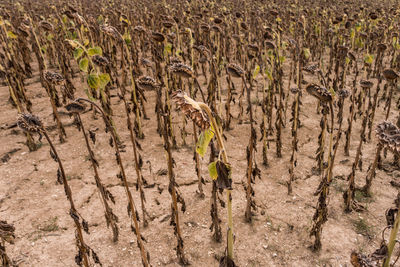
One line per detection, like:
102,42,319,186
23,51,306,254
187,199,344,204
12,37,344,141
252,64,260,79
303,48,311,60
98,73,111,89
208,161,218,180
164,42,172,57
88,46,103,56
73,48,84,60
88,130,96,144
79,57,89,72
7,31,17,39
196,127,214,157
216,161,232,190
87,74,99,89
364,53,374,65
84,88,96,101
82,219,89,234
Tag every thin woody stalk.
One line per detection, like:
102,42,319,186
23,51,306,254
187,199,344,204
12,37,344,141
67,105,119,242
172,91,234,261
161,112,188,265
343,82,372,212
197,102,234,260
76,98,150,267
42,129,90,267
17,114,90,267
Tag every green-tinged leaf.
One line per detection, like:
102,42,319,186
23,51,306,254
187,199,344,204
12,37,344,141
303,48,311,60
87,74,99,89
208,161,218,180
196,127,214,157
79,57,89,72
264,68,273,81
164,42,173,57
47,33,54,41
355,38,363,49
364,53,374,65
98,73,111,88
355,23,362,32
123,32,131,46
83,39,90,46
62,15,68,24
97,15,104,24
120,16,130,25
328,87,336,98
73,48,84,60
84,88,96,101
88,46,102,56
252,65,260,79
345,57,350,65
7,31,17,39
279,55,286,64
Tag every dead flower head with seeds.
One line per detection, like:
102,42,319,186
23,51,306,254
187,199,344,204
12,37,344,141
92,55,109,67
169,63,195,78
65,101,87,114
44,70,64,85
17,113,43,135
375,121,400,153
171,90,210,130
136,76,160,90
100,24,123,41
306,83,332,102
226,63,245,78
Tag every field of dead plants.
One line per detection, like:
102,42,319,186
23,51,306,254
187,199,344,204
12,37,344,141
1,0,400,266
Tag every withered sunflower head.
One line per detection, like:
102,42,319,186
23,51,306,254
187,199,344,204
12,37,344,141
376,121,400,153
211,25,222,33
169,63,194,78
359,80,374,89
140,58,153,67
136,76,159,90
226,63,245,78
377,43,387,52
337,89,350,99
171,90,210,130
290,87,300,94
17,113,43,133
39,21,54,31
65,101,87,114
92,55,109,67
383,69,399,80
200,23,210,32
100,24,123,41
44,70,64,85
151,31,165,42
303,64,319,74
169,57,182,65
306,83,332,102
162,20,174,29
265,41,276,50
214,17,223,24
133,25,146,33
